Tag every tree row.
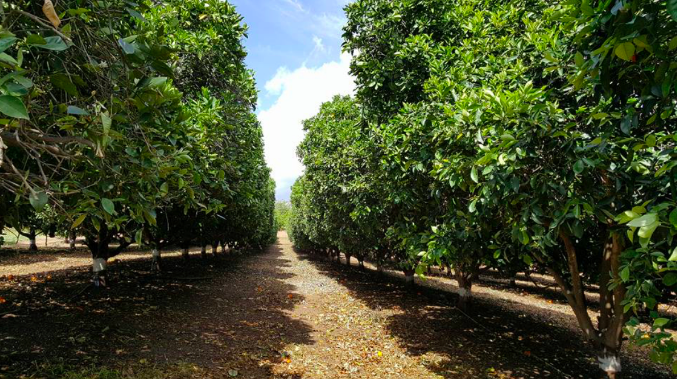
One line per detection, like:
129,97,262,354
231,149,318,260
289,0,677,377
0,0,277,285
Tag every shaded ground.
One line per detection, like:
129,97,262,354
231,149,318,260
0,232,672,378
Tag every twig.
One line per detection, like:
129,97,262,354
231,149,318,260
68,283,92,301
14,9,72,42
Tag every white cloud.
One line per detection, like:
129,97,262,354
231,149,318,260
312,13,345,40
312,36,325,53
264,67,291,95
258,52,355,200
282,0,305,13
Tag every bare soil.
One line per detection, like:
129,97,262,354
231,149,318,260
0,232,672,378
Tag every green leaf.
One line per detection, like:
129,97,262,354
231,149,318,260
67,106,89,115
71,214,87,229
101,198,116,215
637,221,659,240
50,73,79,96
0,95,29,119
118,38,135,54
520,230,529,245
573,160,585,174
664,273,677,286
126,7,147,22
669,209,677,228
138,77,168,88
35,36,69,51
627,213,658,227
620,266,630,282
632,36,649,49
135,229,143,246
669,36,677,51
668,0,677,22
653,318,670,328
574,52,584,67
669,246,677,262
645,134,656,147
0,53,17,65
0,37,18,53
470,167,479,183
25,35,47,46
143,209,157,226
160,182,169,196
29,190,48,211
101,112,112,146
468,199,477,213
614,42,635,61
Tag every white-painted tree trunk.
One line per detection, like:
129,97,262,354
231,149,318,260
93,257,107,287
151,248,161,272
598,354,622,379
69,231,76,250
403,270,415,288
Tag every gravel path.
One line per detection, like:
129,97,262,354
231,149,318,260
270,232,436,378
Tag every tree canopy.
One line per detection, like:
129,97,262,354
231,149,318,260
290,0,677,376
0,0,276,283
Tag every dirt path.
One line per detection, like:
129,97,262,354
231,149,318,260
0,232,671,378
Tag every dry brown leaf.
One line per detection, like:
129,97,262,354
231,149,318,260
42,0,61,28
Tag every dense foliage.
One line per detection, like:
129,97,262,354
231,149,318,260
0,0,275,281
290,0,677,376
274,201,292,231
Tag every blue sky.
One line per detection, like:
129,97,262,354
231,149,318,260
231,0,355,200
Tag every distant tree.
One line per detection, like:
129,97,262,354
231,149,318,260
274,201,292,230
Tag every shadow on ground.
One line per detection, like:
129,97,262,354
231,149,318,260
296,250,672,379
0,241,313,378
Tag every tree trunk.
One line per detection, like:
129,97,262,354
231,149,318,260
358,258,365,270
455,273,473,312
28,228,37,251
597,350,622,379
201,244,207,259
182,247,189,261
69,230,76,250
88,241,110,288
84,225,128,288
376,263,384,275
345,253,351,266
545,231,627,379
220,240,227,254
151,248,162,272
403,269,415,289
211,243,218,255
92,256,107,287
